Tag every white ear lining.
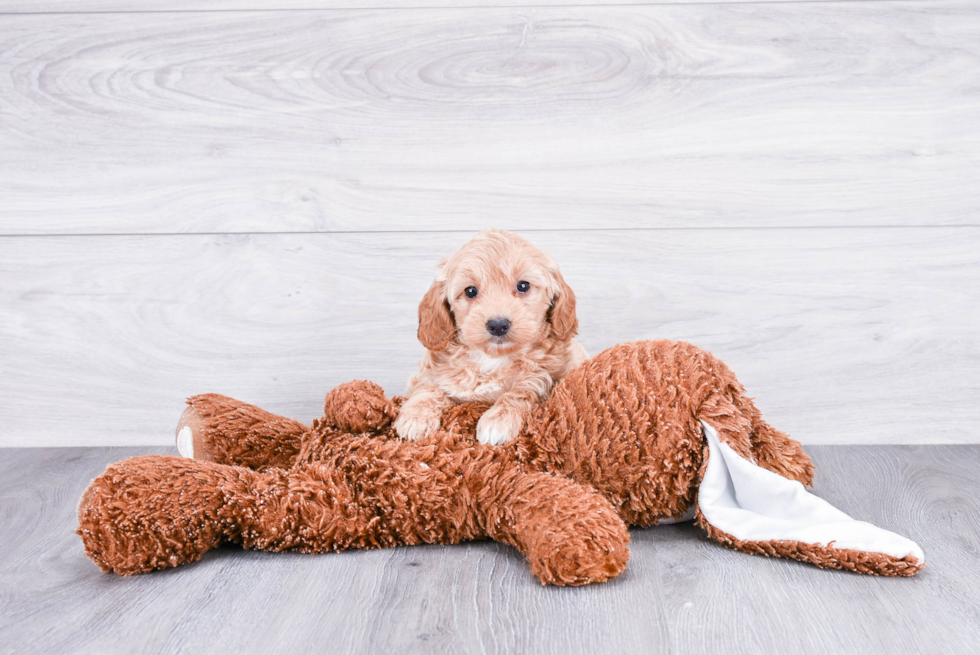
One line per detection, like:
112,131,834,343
697,421,924,562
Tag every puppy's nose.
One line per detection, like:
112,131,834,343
486,318,511,337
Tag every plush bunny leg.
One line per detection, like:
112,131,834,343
176,394,307,470
479,469,631,586
78,455,278,574
176,383,398,470
78,454,389,574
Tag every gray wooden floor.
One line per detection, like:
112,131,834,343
1,444,977,655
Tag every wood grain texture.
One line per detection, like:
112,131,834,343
1,2,978,234
0,444,976,654
0,228,976,447
0,0,887,14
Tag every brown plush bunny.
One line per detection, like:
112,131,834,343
77,340,924,585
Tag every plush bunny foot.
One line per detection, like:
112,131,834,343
78,456,264,574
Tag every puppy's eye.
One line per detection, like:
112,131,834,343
464,286,478,299
516,280,530,294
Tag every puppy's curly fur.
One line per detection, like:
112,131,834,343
395,230,587,444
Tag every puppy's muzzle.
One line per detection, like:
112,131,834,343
486,318,511,337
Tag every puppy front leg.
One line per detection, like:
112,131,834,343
394,386,451,441
477,380,548,445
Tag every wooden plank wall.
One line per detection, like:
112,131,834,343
1,0,978,447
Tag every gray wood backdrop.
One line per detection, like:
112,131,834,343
1,0,978,447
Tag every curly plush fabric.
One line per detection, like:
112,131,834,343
77,340,923,585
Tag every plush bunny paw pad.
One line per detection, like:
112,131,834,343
176,426,194,458
175,405,206,459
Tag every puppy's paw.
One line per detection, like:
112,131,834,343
394,406,441,441
476,405,524,445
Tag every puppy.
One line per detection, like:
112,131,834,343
394,229,587,445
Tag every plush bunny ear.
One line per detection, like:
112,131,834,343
696,422,925,577
547,269,578,342
418,280,455,351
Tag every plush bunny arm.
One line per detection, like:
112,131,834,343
78,434,632,585
477,467,631,586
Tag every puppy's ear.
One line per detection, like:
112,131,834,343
547,269,578,342
418,280,455,351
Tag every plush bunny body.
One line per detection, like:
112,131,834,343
77,341,922,585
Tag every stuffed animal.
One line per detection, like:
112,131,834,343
77,340,924,585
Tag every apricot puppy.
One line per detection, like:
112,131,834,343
394,229,587,445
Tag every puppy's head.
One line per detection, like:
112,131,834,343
418,230,577,355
